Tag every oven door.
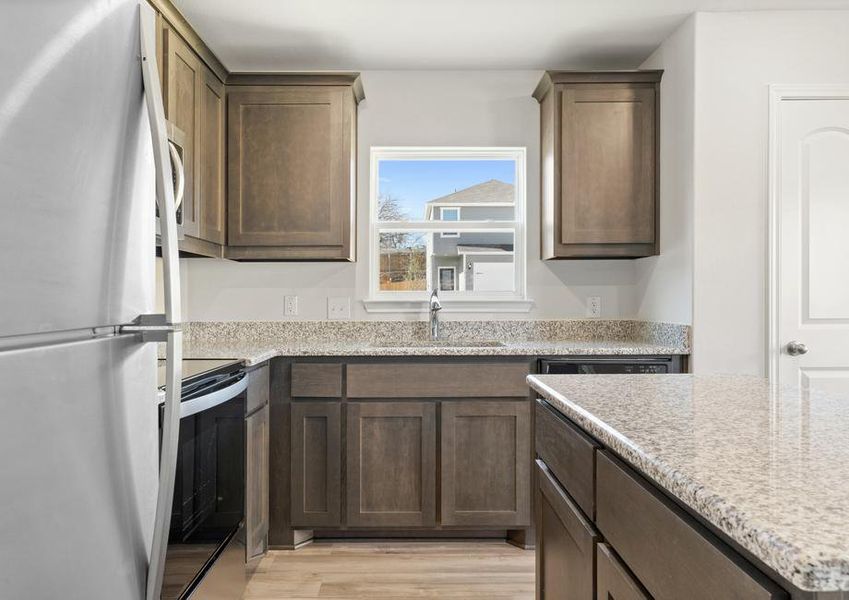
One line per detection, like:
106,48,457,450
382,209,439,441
160,373,247,600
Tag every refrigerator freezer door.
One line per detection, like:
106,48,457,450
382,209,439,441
0,0,155,338
0,335,158,599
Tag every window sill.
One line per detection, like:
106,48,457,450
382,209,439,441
362,297,535,314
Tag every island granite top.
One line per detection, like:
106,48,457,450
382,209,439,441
526,373,849,592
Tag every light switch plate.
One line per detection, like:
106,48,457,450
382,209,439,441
327,296,351,320
586,296,602,318
284,295,298,316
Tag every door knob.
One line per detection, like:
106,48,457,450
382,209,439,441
786,341,809,356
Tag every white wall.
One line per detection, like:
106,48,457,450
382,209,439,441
634,16,696,327
692,11,849,375
184,70,639,321
636,11,849,375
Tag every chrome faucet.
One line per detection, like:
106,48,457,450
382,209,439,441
429,289,442,340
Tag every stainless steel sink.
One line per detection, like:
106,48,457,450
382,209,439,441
369,339,506,348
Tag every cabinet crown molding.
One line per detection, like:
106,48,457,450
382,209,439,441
533,70,664,101
226,72,365,103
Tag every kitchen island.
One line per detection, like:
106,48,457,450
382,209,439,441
527,373,849,599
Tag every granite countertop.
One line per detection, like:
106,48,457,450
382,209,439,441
173,319,691,365
526,374,849,592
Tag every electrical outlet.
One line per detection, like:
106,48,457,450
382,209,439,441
327,296,351,320
284,295,298,316
586,296,602,318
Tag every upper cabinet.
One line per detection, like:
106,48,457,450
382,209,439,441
157,3,228,258
225,75,363,261
534,71,662,259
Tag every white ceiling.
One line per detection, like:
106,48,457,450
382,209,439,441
173,0,849,71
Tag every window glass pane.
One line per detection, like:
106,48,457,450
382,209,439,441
377,160,515,222
379,230,515,293
379,231,427,291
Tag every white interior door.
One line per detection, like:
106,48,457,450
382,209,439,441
773,91,849,393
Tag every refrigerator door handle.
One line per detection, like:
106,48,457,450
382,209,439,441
139,4,183,600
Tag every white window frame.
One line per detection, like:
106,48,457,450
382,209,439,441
365,147,532,314
438,266,457,291
439,207,461,238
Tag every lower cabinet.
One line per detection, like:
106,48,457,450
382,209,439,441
535,460,598,600
346,402,437,527
441,401,531,527
278,359,534,542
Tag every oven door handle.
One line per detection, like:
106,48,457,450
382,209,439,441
180,375,248,419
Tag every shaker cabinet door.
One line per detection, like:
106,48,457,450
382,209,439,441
290,401,342,527
346,402,437,527
441,401,531,527
535,460,598,600
227,86,356,260
560,85,656,248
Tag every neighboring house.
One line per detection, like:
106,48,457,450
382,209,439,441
424,179,515,292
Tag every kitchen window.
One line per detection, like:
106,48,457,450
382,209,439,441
365,147,530,313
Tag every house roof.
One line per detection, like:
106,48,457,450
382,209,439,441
426,179,514,206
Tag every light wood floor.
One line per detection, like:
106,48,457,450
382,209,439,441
244,541,535,599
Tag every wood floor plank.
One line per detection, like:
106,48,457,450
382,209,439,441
244,541,534,599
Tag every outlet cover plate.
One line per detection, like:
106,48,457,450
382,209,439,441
586,296,602,318
327,296,351,320
284,295,298,316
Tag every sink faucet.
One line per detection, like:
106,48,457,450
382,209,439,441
429,289,442,340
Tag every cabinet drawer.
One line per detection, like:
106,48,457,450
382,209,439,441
535,400,599,518
596,543,649,600
596,452,787,600
347,362,529,398
536,460,598,600
291,363,342,397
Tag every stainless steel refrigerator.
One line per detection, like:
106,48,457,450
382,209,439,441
0,1,183,598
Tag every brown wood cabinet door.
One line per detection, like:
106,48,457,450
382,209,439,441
162,25,199,238
596,543,650,600
198,66,226,245
290,402,342,527
441,401,531,527
227,87,355,259
346,402,436,527
535,460,598,600
559,83,656,253
246,404,269,561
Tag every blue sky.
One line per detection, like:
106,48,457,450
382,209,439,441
378,159,515,219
